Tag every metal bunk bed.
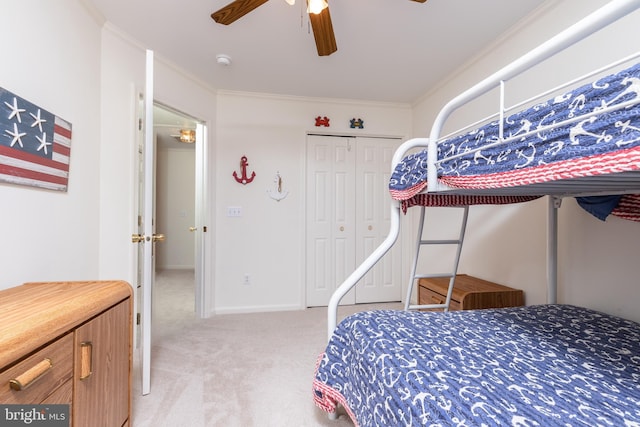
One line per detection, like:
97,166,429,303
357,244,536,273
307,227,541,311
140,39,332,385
326,0,640,341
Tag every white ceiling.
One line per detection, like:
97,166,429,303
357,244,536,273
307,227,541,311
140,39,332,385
85,0,546,105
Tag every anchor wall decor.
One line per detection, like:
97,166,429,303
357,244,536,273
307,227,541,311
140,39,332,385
267,171,289,202
233,155,256,185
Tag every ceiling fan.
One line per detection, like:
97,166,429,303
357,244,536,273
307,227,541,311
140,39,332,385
211,0,427,57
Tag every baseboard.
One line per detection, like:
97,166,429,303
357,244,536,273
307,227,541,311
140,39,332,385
213,303,303,315
157,265,195,270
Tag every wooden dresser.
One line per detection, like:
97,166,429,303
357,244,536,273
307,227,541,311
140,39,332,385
0,280,132,427
418,274,524,311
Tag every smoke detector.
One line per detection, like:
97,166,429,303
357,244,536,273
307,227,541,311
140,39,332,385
216,54,232,66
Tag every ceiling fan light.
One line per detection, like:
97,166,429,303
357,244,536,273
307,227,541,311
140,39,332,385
307,0,328,15
285,0,295,4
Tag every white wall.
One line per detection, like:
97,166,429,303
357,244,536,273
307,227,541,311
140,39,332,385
411,0,640,322
98,26,145,286
0,1,102,289
156,147,196,269
215,92,412,313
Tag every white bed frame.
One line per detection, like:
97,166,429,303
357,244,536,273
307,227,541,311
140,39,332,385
327,0,640,340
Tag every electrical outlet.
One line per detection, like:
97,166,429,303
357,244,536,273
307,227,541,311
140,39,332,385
243,274,250,285
227,206,242,217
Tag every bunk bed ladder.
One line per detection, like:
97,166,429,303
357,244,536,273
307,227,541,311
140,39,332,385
404,205,470,312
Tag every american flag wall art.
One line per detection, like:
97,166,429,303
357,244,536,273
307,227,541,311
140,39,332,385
0,87,72,191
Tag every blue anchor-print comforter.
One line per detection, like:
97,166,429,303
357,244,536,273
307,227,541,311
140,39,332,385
389,62,640,200
313,305,640,426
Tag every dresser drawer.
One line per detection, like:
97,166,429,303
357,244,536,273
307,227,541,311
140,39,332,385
42,379,72,405
418,286,461,310
0,332,73,404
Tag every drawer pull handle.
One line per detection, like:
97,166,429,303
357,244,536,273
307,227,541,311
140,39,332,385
80,341,93,380
9,358,53,391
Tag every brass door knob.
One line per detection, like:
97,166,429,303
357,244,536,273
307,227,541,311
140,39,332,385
131,234,144,243
152,234,166,242
189,227,197,232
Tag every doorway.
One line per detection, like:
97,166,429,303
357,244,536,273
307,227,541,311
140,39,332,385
153,103,205,335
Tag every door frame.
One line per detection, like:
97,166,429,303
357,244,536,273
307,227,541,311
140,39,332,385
194,122,207,317
152,101,208,318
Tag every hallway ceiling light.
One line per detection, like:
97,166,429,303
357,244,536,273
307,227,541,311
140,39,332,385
176,129,196,143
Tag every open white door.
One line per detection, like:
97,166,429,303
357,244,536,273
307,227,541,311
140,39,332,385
137,49,158,395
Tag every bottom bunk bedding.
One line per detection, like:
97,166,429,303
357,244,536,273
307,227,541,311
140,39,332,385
313,305,640,426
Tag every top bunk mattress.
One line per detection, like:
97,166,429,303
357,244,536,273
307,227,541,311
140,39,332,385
389,61,640,201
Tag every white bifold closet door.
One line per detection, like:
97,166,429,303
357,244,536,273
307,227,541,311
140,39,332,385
306,134,402,307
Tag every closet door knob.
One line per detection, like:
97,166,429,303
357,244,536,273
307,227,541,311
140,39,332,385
368,225,373,230
339,226,344,231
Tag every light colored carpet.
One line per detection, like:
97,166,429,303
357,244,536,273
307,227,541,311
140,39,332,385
150,269,197,341
132,270,402,426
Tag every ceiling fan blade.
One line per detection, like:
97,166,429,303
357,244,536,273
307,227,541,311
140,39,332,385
211,0,269,25
309,6,337,56
411,0,427,2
